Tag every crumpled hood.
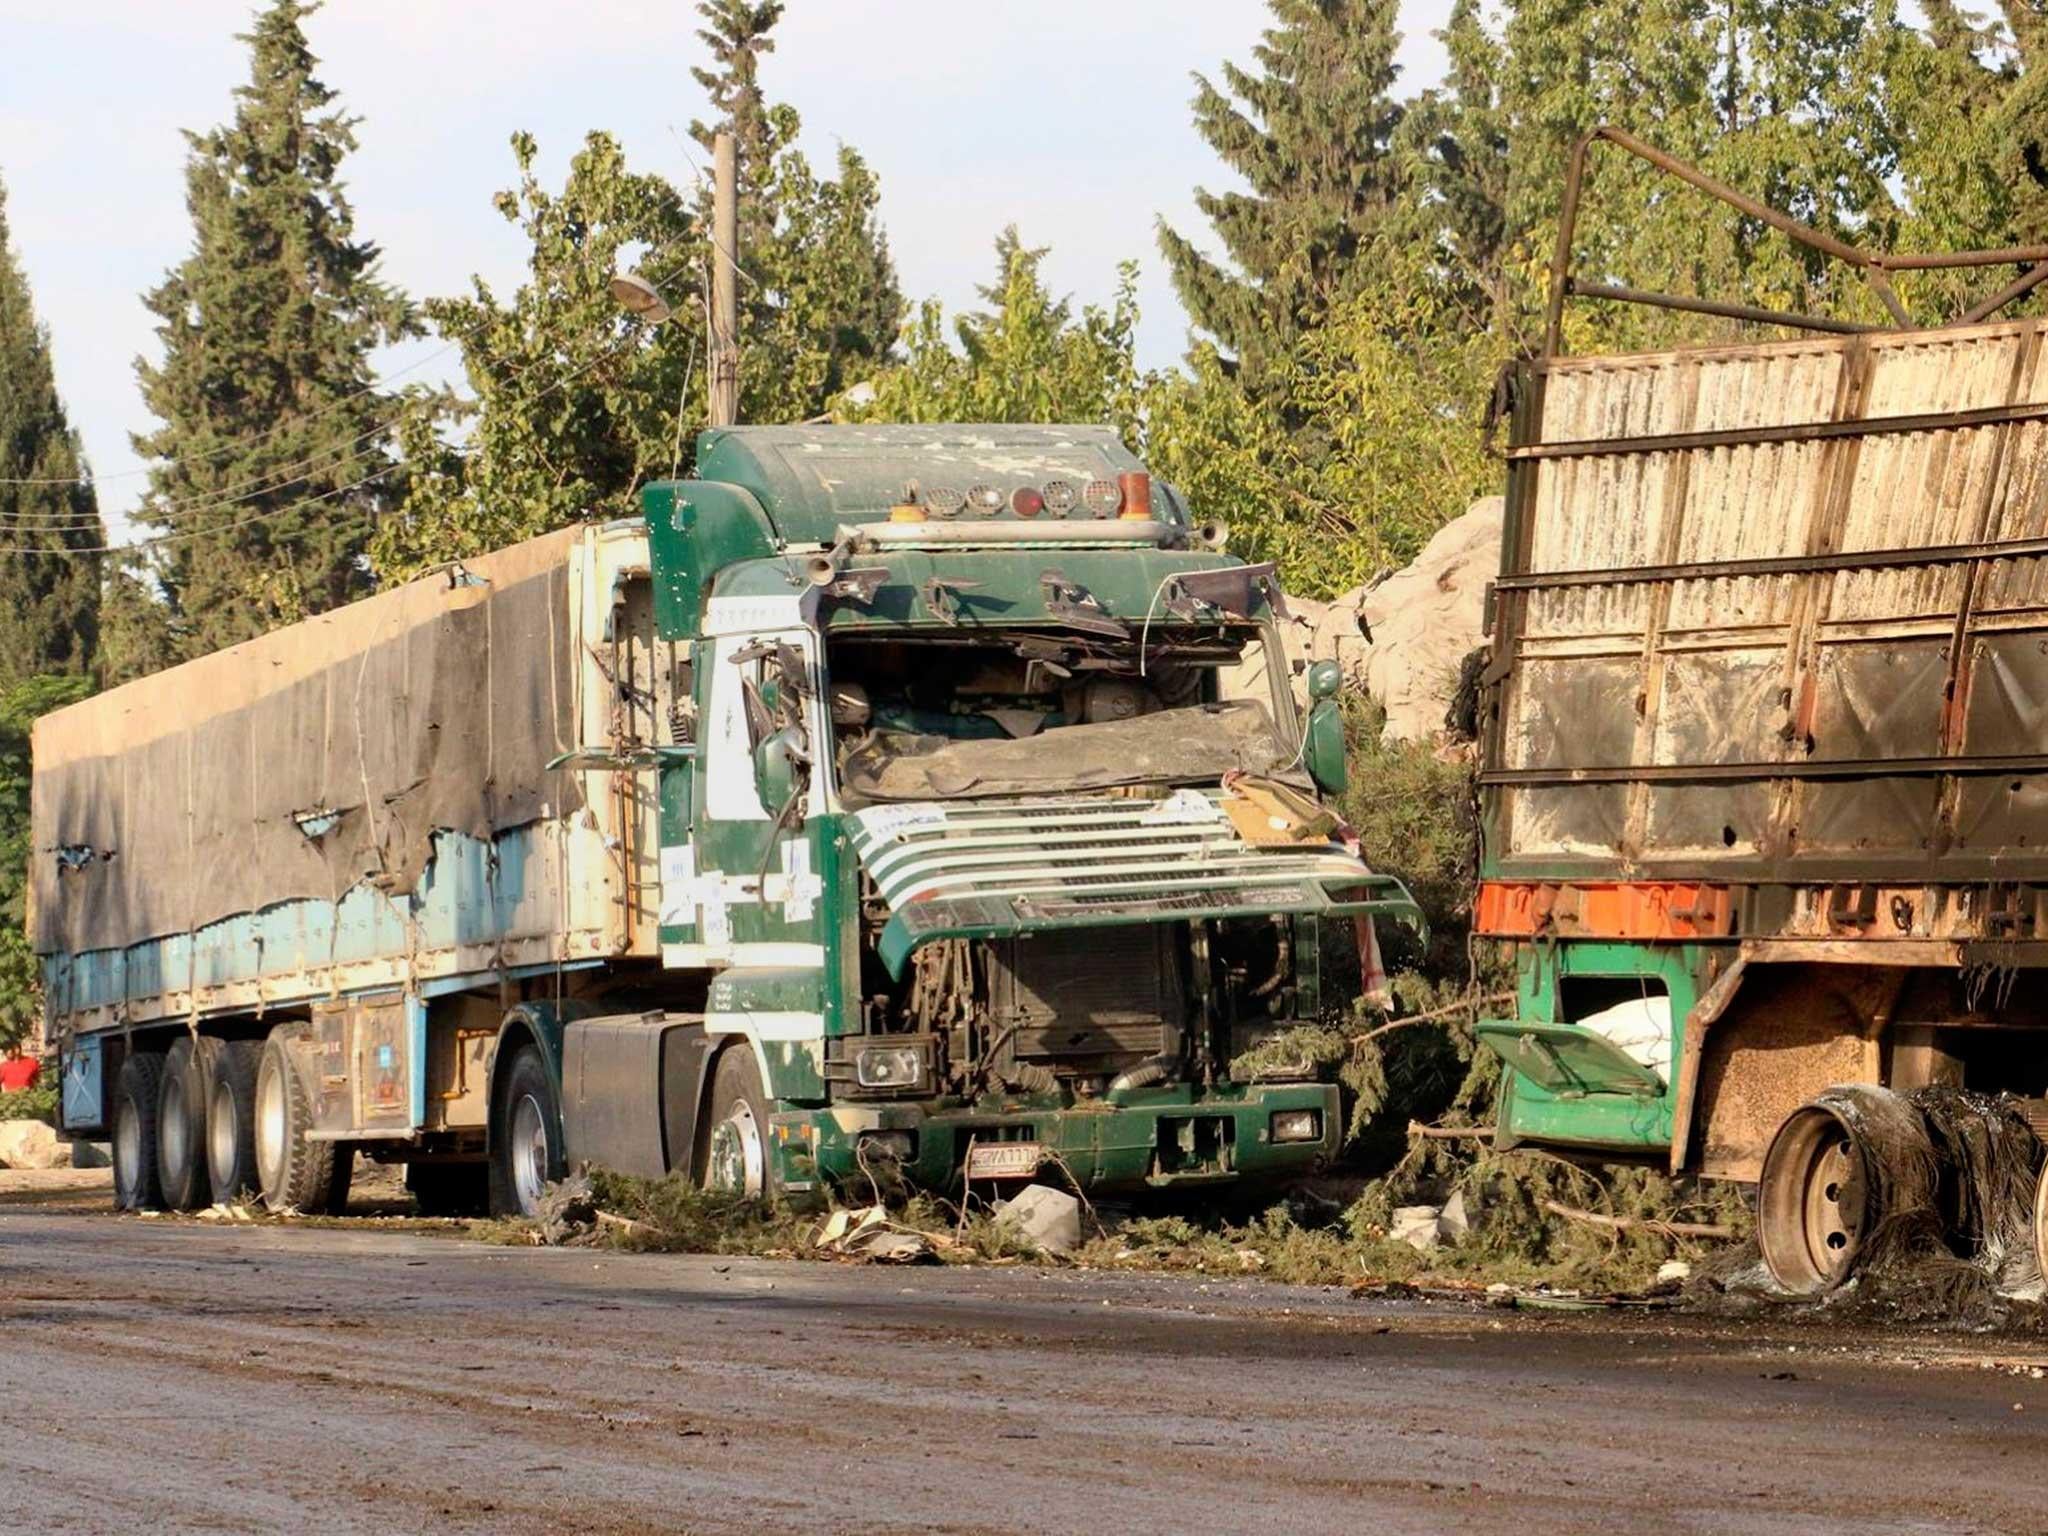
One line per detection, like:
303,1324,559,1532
846,788,1423,976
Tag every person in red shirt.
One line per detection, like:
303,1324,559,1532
0,1041,40,1093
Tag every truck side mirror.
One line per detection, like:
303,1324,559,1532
1303,660,1347,796
754,724,805,816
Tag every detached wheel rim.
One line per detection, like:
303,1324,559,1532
255,1063,287,1198
707,1101,765,1197
1759,1104,1869,1294
511,1092,551,1217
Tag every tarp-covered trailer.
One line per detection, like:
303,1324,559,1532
37,521,664,1212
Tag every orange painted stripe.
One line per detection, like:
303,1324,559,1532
1476,881,1733,940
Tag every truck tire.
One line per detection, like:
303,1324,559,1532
255,1029,349,1214
206,1038,264,1202
112,1051,166,1211
1757,1084,1937,1295
490,1045,564,1220
156,1036,217,1211
408,1161,489,1217
699,1047,774,1198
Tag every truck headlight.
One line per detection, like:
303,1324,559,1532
1270,1109,1322,1144
856,1045,923,1089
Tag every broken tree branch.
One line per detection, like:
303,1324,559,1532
1407,1121,1497,1141
1352,990,1515,1050
1542,1199,1737,1241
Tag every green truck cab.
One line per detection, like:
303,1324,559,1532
639,424,1420,1197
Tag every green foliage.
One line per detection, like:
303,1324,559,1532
0,1081,58,1126
1157,0,1409,377
1336,698,1477,963
0,674,92,1047
95,553,181,689
853,230,1141,434
0,176,102,687
373,130,696,578
380,0,899,577
133,0,414,655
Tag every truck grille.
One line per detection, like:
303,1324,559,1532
987,927,1180,1065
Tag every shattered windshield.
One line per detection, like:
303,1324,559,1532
825,625,1301,804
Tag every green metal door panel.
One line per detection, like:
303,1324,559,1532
1484,939,1715,1152
1473,1018,1664,1097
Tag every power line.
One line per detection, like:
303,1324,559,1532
0,252,710,560
0,465,395,556
0,235,704,495
0,244,705,539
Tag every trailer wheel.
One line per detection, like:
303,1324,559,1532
408,1161,489,1217
206,1038,264,1202
255,1029,349,1214
1757,1084,1936,1295
700,1048,772,1199
491,1046,564,1220
112,1051,166,1211
156,1037,217,1211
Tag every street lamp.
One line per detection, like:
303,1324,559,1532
609,271,674,325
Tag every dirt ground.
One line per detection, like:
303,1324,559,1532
6,1177,2048,1535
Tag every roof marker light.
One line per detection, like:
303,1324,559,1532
1082,479,1123,518
1010,485,1046,518
965,484,1004,516
1042,479,1078,516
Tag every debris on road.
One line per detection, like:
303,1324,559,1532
993,1184,1082,1256
814,1206,942,1263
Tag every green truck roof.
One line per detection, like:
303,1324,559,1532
687,423,1170,546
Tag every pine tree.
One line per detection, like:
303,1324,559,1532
0,174,102,686
1157,0,1408,376
134,0,412,656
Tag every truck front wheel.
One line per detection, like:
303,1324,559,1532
491,1046,564,1220
255,1029,351,1214
700,1048,773,1198
112,1051,165,1211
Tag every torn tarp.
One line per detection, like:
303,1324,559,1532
30,529,582,955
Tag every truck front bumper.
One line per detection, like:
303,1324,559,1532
768,1082,1341,1195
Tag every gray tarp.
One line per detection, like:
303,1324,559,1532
838,700,1296,802
30,529,582,956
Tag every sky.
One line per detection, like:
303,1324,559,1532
1,2,1456,536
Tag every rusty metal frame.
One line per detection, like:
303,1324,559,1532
1489,532,2048,592
1545,127,2048,356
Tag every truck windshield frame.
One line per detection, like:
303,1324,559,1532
812,617,1300,809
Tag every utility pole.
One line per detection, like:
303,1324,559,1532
709,130,740,428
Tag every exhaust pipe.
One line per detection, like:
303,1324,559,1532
1194,520,1229,552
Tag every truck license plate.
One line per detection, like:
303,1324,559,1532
966,1141,1042,1180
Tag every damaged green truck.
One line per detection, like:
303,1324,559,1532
1470,129,2048,1295
37,424,1419,1218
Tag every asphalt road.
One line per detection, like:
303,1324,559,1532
5,1209,2048,1535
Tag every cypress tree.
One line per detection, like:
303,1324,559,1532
0,174,102,686
1158,0,1407,376
134,0,411,655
